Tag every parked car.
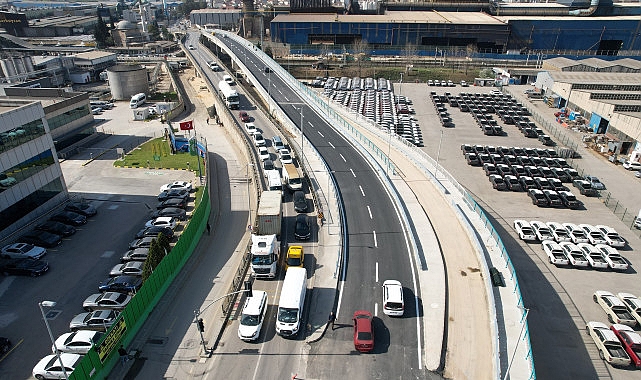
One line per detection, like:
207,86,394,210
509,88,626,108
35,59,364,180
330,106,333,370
585,175,606,190
83,291,132,311
0,243,46,260
50,211,87,226
541,240,569,266
594,225,626,248
617,293,641,326
157,189,189,202
610,324,641,368
518,176,535,191
465,153,480,166
594,245,629,271
559,242,589,267
528,189,549,207
121,248,149,262
489,174,507,191
513,220,537,242
109,261,144,277
53,330,103,354
64,202,97,217
32,353,83,379
585,321,631,367
353,310,375,353
128,237,155,249
577,243,609,269
622,161,641,171
145,216,177,230
19,230,61,248
36,221,76,237
551,167,572,183
98,275,143,294
150,207,187,221
534,177,553,191
547,178,569,192
483,163,497,176
156,197,188,210
135,226,174,239
546,222,572,243
504,175,522,191
562,223,590,244
593,290,637,326
557,191,582,209
0,257,49,276
542,189,564,208
160,181,192,193
69,310,119,331
578,224,608,245
530,221,554,241
294,214,311,240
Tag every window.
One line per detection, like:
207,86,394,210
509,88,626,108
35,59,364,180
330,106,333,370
0,177,64,232
0,119,46,154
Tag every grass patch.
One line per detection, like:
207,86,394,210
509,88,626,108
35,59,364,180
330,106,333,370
114,137,204,171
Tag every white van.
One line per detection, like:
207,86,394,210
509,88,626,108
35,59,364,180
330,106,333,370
276,267,307,337
266,170,282,192
130,93,146,109
208,61,220,71
382,280,404,316
223,74,234,85
238,290,268,341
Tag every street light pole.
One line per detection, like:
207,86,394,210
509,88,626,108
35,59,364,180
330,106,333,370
503,307,530,380
296,106,305,169
247,163,253,228
39,301,68,380
434,130,443,177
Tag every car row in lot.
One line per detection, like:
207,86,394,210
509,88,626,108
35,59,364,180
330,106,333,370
322,76,423,147
585,291,641,369
514,220,627,247
33,181,193,378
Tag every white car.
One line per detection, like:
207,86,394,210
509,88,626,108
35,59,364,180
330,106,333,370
578,224,608,245
160,181,192,193
623,160,641,171
593,290,637,326
145,216,177,230
109,261,144,277
33,353,83,379
258,146,270,161
585,321,631,367
513,220,537,242
53,330,103,354
69,309,119,331
546,222,572,243
0,242,46,260
253,133,266,147
594,244,629,271
594,225,626,248
617,293,641,326
559,242,589,267
562,223,589,244
541,240,569,266
530,221,554,241
188,45,196,50
279,148,293,164
576,243,609,269
83,292,132,311
245,122,257,135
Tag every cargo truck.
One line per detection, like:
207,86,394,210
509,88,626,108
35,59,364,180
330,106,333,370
256,190,282,236
250,234,279,278
282,163,302,192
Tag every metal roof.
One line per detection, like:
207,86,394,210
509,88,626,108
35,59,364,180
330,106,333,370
272,11,505,25
546,71,641,85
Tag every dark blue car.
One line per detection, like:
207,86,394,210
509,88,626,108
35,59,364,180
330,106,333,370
98,275,142,294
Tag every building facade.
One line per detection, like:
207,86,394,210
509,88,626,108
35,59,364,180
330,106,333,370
0,100,68,242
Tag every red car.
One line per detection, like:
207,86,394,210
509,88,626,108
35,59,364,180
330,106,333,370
239,111,250,122
353,310,374,353
610,324,641,368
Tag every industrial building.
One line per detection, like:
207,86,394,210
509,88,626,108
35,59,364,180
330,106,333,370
106,63,150,100
0,98,68,242
534,70,641,155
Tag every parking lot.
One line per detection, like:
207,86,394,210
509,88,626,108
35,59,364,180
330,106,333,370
0,102,199,379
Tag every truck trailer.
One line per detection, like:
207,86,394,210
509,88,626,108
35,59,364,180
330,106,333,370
256,190,282,236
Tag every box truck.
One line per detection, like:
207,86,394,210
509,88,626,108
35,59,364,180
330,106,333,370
256,190,282,236
250,234,279,278
282,163,302,192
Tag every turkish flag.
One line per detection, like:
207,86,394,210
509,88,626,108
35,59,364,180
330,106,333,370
179,120,194,130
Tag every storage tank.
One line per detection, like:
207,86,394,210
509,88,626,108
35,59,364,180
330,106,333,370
107,64,148,100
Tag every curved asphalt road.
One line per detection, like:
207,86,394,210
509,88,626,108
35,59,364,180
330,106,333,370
213,34,429,378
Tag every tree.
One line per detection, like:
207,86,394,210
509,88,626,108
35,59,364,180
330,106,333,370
352,39,369,77
147,21,161,41
94,13,110,48
157,233,171,256
142,239,164,281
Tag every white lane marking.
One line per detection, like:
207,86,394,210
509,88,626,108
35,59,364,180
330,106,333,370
317,131,324,138
374,302,379,317
373,230,377,247
367,205,372,219
359,186,365,196
339,154,346,162
375,262,379,283
349,168,356,177
283,95,289,101
328,142,335,149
